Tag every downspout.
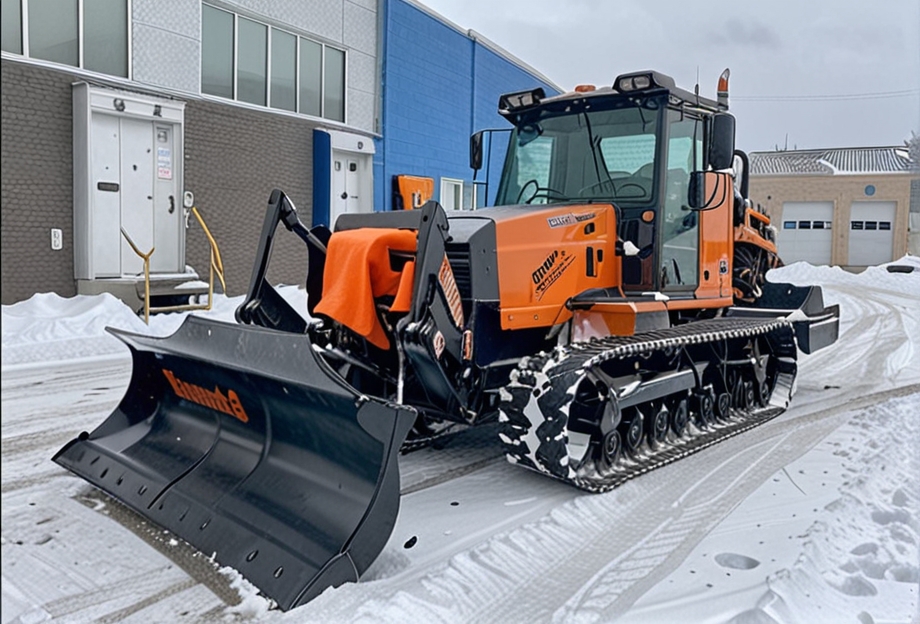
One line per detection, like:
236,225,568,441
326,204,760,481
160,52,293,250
469,30,478,207
376,0,389,211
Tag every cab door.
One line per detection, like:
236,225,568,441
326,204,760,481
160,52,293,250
660,112,702,290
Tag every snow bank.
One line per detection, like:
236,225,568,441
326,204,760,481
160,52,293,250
0,287,309,370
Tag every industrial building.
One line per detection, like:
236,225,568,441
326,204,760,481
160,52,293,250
0,0,559,307
749,146,918,270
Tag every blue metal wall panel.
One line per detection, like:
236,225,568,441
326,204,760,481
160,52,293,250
312,129,332,227
380,0,560,212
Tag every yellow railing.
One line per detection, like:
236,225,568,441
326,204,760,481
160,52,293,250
120,206,226,324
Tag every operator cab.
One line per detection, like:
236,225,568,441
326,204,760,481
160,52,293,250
477,70,736,296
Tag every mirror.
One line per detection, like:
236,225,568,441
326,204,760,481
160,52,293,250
709,113,736,170
470,131,484,171
687,171,707,209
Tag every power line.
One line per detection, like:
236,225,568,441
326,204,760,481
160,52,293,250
733,89,920,102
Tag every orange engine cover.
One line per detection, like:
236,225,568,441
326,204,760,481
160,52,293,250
492,204,620,330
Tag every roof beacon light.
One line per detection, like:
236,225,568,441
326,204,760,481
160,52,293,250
717,68,730,109
574,84,596,93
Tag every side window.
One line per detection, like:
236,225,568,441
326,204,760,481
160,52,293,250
660,114,701,289
512,136,554,204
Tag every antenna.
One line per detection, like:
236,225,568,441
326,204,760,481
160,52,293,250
695,66,700,101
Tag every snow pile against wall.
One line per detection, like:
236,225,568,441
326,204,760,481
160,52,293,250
0,287,309,370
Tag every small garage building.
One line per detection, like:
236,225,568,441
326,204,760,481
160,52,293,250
749,147,918,270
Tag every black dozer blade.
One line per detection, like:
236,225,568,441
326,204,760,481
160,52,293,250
53,315,416,610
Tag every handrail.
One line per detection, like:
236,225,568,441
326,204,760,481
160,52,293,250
119,228,155,324
120,206,226,324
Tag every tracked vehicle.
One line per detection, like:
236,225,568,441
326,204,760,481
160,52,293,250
54,69,839,610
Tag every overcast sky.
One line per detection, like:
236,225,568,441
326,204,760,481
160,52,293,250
417,0,920,152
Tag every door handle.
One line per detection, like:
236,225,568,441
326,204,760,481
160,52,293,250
168,195,175,214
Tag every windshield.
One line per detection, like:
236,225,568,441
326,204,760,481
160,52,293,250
494,95,664,206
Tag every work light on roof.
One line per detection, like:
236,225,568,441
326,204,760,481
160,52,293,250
613,71,675,94
498,87,546,113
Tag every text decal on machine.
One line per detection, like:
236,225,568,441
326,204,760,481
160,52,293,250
162,369,250,423
533,249,575,300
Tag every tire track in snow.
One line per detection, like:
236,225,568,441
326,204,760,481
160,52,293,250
550,385,920,623
34,566,191,618
333,385,918,624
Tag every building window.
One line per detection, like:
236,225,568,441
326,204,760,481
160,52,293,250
440,178,464,211
299,38,322,117
237,17,267,106
865,221,877,231
201,4,346,122
270,28,296,112
798,220,811,230
879,221,891,231
783,221,796,229
323,47,345,123
851,221,863,230
1,0,128,77
201,5,234,98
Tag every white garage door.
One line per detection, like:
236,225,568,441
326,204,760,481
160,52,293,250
778,202,834,265
848,201,896,266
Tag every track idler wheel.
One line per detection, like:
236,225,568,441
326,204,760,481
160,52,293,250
714,391,732,420
756,378,772,407
648,403,669,446
731,373,754,411
692,390,715,429
621,408,644,454
597,429,622,472
738,379,755,411
670,397,689,437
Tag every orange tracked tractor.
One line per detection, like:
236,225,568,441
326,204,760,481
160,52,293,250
55,69,838,609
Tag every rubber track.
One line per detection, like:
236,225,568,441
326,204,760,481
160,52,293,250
499,316,796,493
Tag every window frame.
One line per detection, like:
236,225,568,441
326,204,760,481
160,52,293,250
201,3,346,123
440,177,464,211
2,0,131,78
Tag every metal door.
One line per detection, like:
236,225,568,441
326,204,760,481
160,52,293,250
152,125,181,272
848,201,896,266
119,118,155,275
90,114,122,277
778,202,834,265
330,157,360,227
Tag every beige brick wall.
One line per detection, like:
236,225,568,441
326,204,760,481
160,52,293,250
749,173,916,267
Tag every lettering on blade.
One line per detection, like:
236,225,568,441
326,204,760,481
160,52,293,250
162,369,249,423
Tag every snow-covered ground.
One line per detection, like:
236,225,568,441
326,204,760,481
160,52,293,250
2,259,918,623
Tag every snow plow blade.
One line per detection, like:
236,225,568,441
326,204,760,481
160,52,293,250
53,315,416,610
728,282,840,354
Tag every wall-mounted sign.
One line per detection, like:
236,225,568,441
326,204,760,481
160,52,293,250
157,147,172,179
